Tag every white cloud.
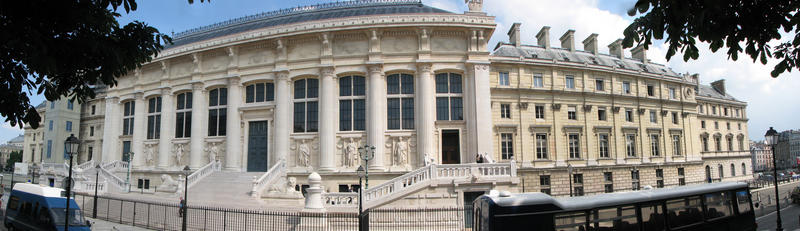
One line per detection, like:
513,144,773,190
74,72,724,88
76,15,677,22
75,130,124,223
2,121,22,132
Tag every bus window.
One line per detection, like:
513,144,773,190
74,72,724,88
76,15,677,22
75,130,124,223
592,205,637,231
38,206,52,225
736,190,752,214
7,196,19,210
666,196,703,228
704,192,733,219
555,211,587,231
640,203,665,231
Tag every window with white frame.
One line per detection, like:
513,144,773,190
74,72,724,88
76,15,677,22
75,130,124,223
534,105,545,119
48,120,53,131
672,135,682,156
567,106,577,120
727,136,733,151
631,170,640,190
669,87,676,99
650,134,660,156
650,110,657,123
501,133,513,160
435,73,463,121
626,134,636,157
738,137,744,151
294,79,318,133
625,109,633,122
67,100,74,110
175,92,192,138
714,136,721,151
735,109,740,117
147,96,162,139
672,112,679,124
66,121,72,132
536,133,547,159
90,126,94,137
208,88,228,136
699,105,704,114
245,82,275,103
122,101,135,135
712,106,717,114
656,169,664,188
387,74,414,130
702,136,709,152
647,84,655,96
598,107,607,121
340,76,366,131
622,81,631,94
565,75,575,89
500,103,511,119
568,134,580,159
599,133,609,158
533,73,543,88
595,79,604,91
499,72,509,86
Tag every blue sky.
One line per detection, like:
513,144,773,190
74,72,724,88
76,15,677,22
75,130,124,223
2,0,797,143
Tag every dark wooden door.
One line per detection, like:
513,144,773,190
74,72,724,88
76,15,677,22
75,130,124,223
247,121,269,172
441,130,460,164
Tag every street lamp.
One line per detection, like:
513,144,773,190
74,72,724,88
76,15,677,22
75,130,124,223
125,151,134,193
93,164,100,218
765,127,783,231
356,165,368,231
64,134,80,231
357,145,375,189
181,165,190,231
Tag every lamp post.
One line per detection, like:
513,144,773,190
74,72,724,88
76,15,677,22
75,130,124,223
64,134,80,231
357,165,368,231
567,164,573,197
357,145,375,189
93,164,100,218
125,151,134,193
181,165,190,231
765,127,783,231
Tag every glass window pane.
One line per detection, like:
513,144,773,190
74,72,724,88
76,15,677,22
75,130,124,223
555,212,586,231
255,83,265,102
185,112,191,137
208,109,217,136
294,102,305,132
157,97,162,112
641,204,665,231
436,73,449,93
450,97,463,120
666,196,703,228
436,97,449,121
354,99,365,131
218,109,226,135
266,83,275,101
186,92,192,109
307,79,319,98
148,98,156,113
306,101,318,132
175,113,184,138
401,74,414,94
402,98,414,129
387,98,400,130
219,88,227,106
177,93,185,110
450,74,462,93
353,76,366,96
387,74,399,95
339,76,352,96
294,79,306,99
705,192,733,219
209,89,218,106
340,100,352,131
246,85,255,103
736,190,752,214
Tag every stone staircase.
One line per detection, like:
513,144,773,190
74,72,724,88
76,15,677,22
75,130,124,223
186,171,267,207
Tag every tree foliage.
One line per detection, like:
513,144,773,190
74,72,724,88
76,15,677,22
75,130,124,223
623,0,800,77
0,0,204,129
6,151,22,170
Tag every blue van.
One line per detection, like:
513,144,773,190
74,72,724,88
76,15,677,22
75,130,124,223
4,183,90,231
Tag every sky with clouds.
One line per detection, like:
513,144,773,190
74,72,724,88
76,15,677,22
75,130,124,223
2,0,797,143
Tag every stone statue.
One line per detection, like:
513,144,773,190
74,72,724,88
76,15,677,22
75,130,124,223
265,176,303,199
204,142,220,164
480,152,496,163
156,174,180,192
174,143,185,165
424,153,435,166
144,144,155,166
394,137,408,166
340,138,359,167
298,140,310,167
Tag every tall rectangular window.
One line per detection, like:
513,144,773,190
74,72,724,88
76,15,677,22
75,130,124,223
565,75,575,89
91,105,96,115
536,133,548,159
65,121,72,132
631,170,640,190
726,122,731,130
622,81,631,94
626,134,636,157
540,175,551,195
650,134,660,157
340,76,366,131
598,134,609,158
669,87,676,99
435,73,463,121
727,137,733,151
500,104,511,119
122,101,135,135
650,110,657,123
49,120,53,131
712,106,717,115
672,112,679,124
293,79,319,133
715,121,719,129
656,169,664,188
715,136,721,151
573,174,584,196
702,137,709,152
701,121,706,128
533,74,543,88
175,92,192,138
678,167,686,185
90,126,94,137
699,105,704,114
672,135,682,156
501,133,513,160
245,82,275,103
647,84,655,96
387,74,414,130
147,96,162,140
498,72,509,86
208,88,228,136
567,106,577,120
568,134,580,159
67,100,74,110
595,79,604,91
534,105,545,119
47,140,52,158
625,109,633,122
597,107,607,121
604,172,613,193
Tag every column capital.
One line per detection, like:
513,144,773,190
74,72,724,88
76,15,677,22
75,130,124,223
320,66,335,77
105,96,120,104
133,91,145,100
160,87,172,96
367,64,383,74
276,70,291,82
191,82,204,91
416,62,433,73
228,76,241,86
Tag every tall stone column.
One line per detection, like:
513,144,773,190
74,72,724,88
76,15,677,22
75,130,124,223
101,96,120,163
416,63,435,165
190,82,205,169
274,71,291,166
225,77,243,171
318,67,336,171
158,88,174,168
367,64,385,170
470,63,493,157
131,92,146,167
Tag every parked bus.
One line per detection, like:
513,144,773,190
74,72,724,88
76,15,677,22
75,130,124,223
473,182,755,231
4,183,90,231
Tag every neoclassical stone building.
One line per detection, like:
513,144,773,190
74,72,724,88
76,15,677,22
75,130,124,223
22,0,751,201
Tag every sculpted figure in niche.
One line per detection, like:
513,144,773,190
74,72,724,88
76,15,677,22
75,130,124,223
204,142,220,164
144,143,155,167
393,137,409,166
174,143,185,166
424,153,435,166
298,140,311,167
339,138,359,167
156,174,180,192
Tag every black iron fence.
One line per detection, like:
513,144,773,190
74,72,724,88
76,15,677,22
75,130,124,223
74,193,473,231
745,176,800,189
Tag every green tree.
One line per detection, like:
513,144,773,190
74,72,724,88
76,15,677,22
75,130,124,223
622,0,800,77
1,0,204,129
6,151,22,171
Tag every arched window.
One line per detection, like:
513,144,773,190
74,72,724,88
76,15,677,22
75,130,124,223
387,73,414,130
122,101,135,136
705,165,711,183
208,88,228,136
435,72,463,121
245,82,275,103
294,78,319,133
175,92,192,138
146,96,162,139
718,164,724,179
339,76,366,131
730,163,735,176
742,163,747,176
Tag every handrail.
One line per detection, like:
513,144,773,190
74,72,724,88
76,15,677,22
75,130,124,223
322,192,359,207
250,159,286,198
74,160,95,171
98,165,126,190
187,160,222,189
101,160,128,171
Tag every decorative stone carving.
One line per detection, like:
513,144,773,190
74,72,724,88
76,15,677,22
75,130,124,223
204,142,222,164
423,153,435,166
156,174,180,192
466,0,483,12
265,176,303,199
477,152,495,163
144,143,156,167
338,137,360,168
393,137,409,166
174,143,186,166
298,140,311,167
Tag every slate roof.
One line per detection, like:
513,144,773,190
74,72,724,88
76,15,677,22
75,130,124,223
697,84,740,102
169,0,452,48
8,135,24,144
492,44,682,79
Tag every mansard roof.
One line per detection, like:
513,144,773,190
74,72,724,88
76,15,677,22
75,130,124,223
491,43,683,79
697,84,741,102
169,0,452,48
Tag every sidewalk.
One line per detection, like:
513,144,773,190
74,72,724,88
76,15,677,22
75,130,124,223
87,218,153,231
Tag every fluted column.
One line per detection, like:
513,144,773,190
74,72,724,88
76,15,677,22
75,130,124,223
131,92,146,167
367,64,385,170
158,88,174,168
190,82,205,169
416,63,435,164
225,77,243,171
318,67,337,171
101,96,120,163
274,71,291,166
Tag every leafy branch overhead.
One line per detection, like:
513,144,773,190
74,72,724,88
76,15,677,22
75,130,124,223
622,0,800,78
0,0,205,129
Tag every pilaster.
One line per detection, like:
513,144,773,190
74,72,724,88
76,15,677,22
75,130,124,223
274,71,291,166
416,62,435,166
131,92,146,167
101,96,120,163
158,88,174,168
190,82,206,169
318,66,337,171
225,76,243,171
367,64,385,170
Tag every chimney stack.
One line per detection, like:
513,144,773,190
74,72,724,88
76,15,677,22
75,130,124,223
711,79,726,95
559,30,575,52
582,33,598,55
536,26,551,49
508,23,521,47
631,44,647,64
608,39,624,58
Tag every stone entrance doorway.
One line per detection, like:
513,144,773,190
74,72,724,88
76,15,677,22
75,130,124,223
247,121,269,172
441,130,460,164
